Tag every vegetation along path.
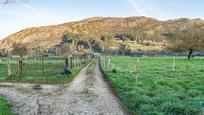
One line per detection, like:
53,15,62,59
0,62,125,115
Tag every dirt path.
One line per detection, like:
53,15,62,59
0,62,125,115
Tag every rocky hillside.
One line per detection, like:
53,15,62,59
0,16,204,53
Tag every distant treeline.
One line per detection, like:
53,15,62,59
104,50,204,57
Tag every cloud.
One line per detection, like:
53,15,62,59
20,3,44,16
19,3,66,23
125,0,168,20
126,0,148,16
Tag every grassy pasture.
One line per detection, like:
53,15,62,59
0,58,87,84
100,56,204,115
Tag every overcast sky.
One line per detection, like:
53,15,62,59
0,0,204,39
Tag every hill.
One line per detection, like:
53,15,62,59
0,16,204,55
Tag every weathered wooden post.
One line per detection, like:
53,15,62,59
7,64,12,77
135,57,140,91
7,53,12,77
83,55,85,64
81,55,83,65
70,57,73,68
108,57,112,69
103,57,106,69
81,56,83,64
65,57,68,68
173,57,175,71
134,57,140,73
68,56,70,67
79,55,82,65
73,56,76,68
75,56,77,67
41,56,44,75
18,59,23,77
76,56,78,67
77,56,79,67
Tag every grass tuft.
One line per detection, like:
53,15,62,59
0,97,13,115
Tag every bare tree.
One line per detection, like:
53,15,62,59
12,42,28,57
166,25,204,59
60,34,73,57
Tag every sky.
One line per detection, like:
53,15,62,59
0,0,204,39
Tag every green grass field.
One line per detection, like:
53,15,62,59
0,97,13,115
100,56,204,115
0,58,88,84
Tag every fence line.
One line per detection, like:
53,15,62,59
0,55,92,78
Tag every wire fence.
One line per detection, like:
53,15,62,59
0,55,91,79
23,57,65,77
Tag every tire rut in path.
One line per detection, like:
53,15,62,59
92,62,125,115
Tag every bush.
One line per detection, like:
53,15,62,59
111,69,117,73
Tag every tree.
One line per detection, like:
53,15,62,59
166,25,204,59
100,35,107,42
90,39,103,52
60,34,73,57
77,40,90,50
119,43,131,55
114,33,134,41
0,49,8,57
32,46,44,57
61,34,73,44
12,43,27,57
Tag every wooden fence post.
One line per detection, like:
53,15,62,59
18,59,23,77
83,56,85,64
73,56,75,68
65,57,68,68
79,56,82,65
68,57,70,67
7,55,12,77
134,57,140,73
75,56,78,67
108,58,112,69
42,57,44,75
173,57,175,71
70,57,73,68
7,64,12,77
103,57,106,69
